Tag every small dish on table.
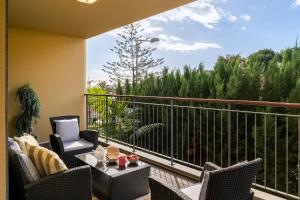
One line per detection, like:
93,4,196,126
127,154,140,164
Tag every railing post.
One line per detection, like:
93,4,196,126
133,98,136,152
85,94,89,129
228,104,231,166
297,117,300,197
105,96,108,143
170,100,174,166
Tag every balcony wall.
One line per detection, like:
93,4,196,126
8,27,86,142
0,0,7,198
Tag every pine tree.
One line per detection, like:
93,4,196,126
116,80,123,95
102,23,164,86
124,79,131,95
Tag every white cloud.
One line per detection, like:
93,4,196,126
156,33,220,52
228,15,237,22
105,0,238,38
158,34,182,42
241,14,251,21
291,0,300,7
241,26,247,31
103,1,222,53
158,42,221,52
226,13,237,22
139,21,163,34
149,0,222,29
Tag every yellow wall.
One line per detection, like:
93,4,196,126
0,0,7,198
8,27,86,142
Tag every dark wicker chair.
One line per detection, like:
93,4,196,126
49,115,98,167
9,145,93,200
149,158,262,200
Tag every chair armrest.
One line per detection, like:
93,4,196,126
24,166,92,200
199,162,221,182
149,176,192,200
49,134,64,157
80,130,98,148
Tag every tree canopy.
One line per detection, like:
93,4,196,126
120,47,300,104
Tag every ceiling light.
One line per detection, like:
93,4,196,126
77,0,98,4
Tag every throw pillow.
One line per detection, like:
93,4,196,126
55,118,80,142
8,138,21,152
25,142,68,177
14,133,39,154
17,152,41,183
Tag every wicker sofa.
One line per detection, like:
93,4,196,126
49,115,98,167
149,158,262,200
8,139,93,200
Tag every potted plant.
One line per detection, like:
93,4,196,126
15,84,40,136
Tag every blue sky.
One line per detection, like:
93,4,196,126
87,0,300,83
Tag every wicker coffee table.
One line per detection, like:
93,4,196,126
75,152,151,200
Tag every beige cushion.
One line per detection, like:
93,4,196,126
25,142,68,177
15,133,39,154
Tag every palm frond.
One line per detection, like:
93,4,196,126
130,123,164,139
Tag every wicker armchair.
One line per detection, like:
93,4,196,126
9,147,93,200
149,158,262,200
49,115,98,167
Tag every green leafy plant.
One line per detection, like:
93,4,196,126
104,100,163,139
87,86,163,137
15,84,40,136
86,86,111,128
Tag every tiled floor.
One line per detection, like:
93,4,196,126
92,163,196,200
150,165,196,189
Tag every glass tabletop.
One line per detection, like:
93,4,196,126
75,152,145,176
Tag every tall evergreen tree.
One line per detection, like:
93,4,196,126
124,79,131,95
102,23,164,86
116,80,123,95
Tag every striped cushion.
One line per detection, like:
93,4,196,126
25,142,68,177
14,133,39,154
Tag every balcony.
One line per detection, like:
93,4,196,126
86,93,300,199
4,1,300,199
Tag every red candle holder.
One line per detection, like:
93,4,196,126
118,155,126,168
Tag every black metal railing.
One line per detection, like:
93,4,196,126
85,93,300,199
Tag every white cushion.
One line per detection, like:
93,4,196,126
55,118,79,142
181,183,202,200
17,152,41,183
9,140,21,152
63,139,94,152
